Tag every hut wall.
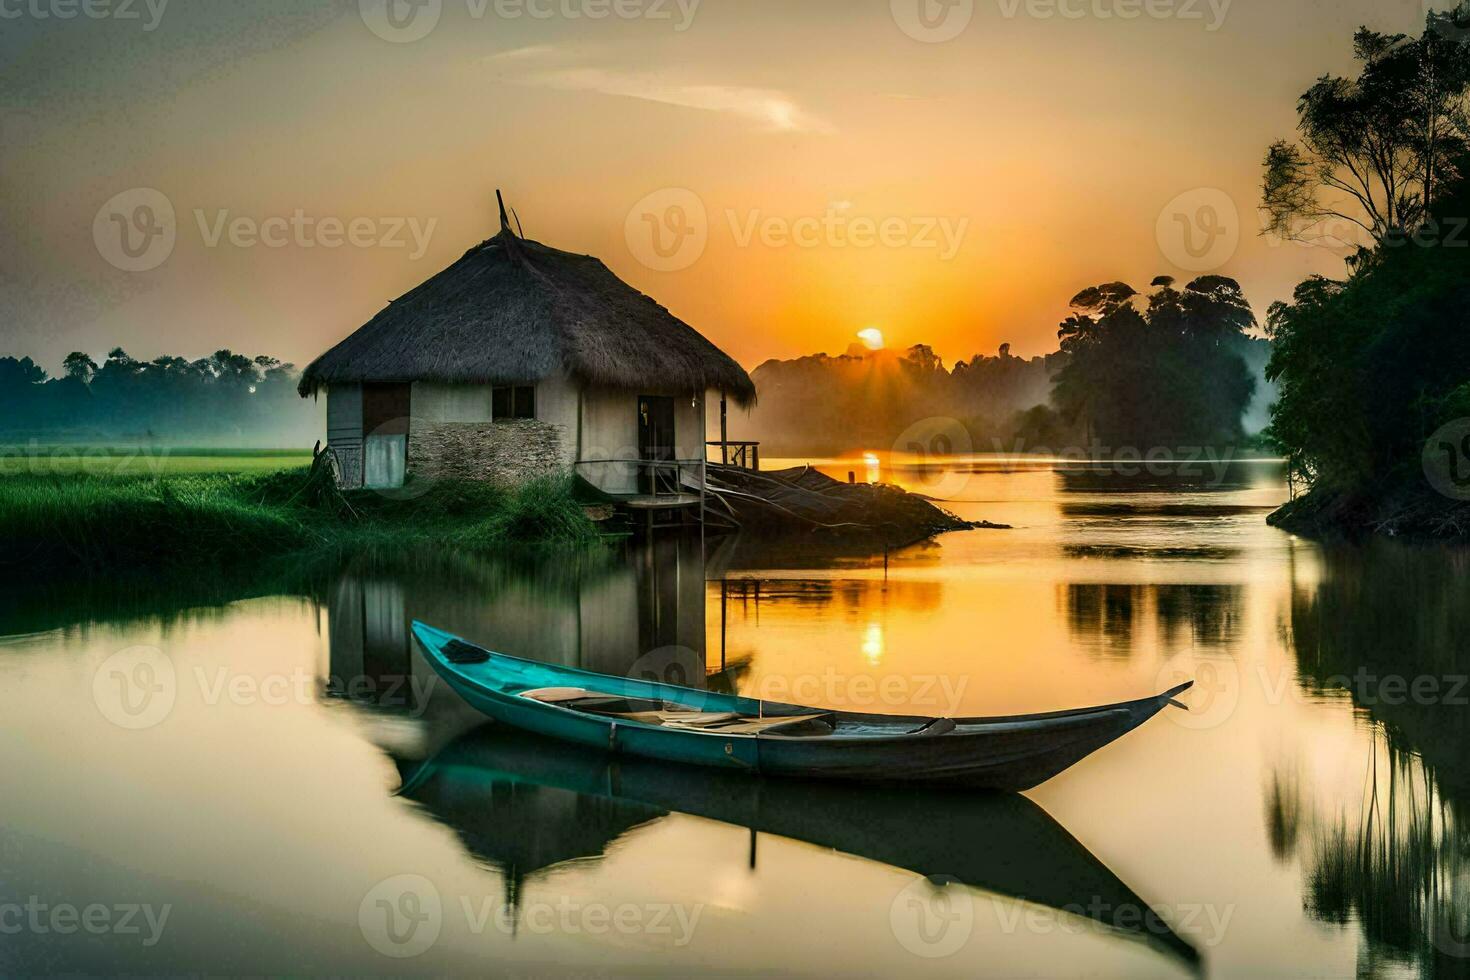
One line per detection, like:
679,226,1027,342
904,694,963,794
579,387,707,495
406,380,573,484
326,384,364,489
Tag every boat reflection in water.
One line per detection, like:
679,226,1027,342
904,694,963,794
392,727,1202,971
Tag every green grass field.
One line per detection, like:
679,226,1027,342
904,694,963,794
0,447,314,477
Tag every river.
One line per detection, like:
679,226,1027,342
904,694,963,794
2,455,1467,978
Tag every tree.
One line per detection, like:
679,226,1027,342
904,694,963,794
1266,161,1470,495
1263,8,1470,254
1051,277,1258,450
62,352,98,383
0,357,47,387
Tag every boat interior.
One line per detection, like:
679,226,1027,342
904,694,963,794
518,687,957,739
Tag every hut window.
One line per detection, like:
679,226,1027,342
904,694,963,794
492,385,536,421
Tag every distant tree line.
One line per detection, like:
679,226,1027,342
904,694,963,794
0,348,320,446
1050,276,1260,450
735,277,1270,458
734,344,1070,456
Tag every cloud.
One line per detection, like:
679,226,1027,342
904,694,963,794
486,51,832,134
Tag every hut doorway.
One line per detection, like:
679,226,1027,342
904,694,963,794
363,383,411,489
637,395,676,495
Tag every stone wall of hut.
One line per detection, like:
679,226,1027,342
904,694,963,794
401,380,576,485
407,417,567,484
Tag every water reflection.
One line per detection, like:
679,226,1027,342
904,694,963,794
323,535,710,714
1276,541,1470,975
394,727,1202,971
1060,584,1244,658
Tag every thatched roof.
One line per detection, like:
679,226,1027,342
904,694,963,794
298,225,755,405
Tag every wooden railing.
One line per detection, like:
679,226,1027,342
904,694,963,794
574,458,707,499
707,440,761,472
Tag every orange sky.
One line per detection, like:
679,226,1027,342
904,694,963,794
0,0,1447,374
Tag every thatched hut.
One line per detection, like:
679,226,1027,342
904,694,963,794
299,203,754,496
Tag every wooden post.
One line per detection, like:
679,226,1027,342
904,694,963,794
719,392,729,466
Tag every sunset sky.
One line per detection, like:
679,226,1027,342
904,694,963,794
0,0,1448,375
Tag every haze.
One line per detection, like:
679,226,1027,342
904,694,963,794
0,0,1443,373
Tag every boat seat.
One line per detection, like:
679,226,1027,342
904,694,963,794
692,713,832,735
519,687,593,704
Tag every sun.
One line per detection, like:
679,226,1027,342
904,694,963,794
857,328,885,351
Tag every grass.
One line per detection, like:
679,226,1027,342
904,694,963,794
0,446,314,477
0,464,603,582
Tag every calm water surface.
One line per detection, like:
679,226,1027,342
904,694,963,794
4,456,1469,977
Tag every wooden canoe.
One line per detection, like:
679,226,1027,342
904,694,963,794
413,622,1192,791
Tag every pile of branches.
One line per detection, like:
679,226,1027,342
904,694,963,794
699,465,1004,547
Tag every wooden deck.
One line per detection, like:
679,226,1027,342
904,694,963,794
608,493,703,510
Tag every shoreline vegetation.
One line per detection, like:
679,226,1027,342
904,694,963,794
0,451,998,584
0,464,602,583
1257,9,1470,543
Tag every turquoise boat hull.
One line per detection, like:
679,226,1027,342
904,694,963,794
412,621,1191,791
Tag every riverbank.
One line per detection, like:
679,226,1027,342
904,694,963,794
0,467,601,582
1268,482,1470,541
